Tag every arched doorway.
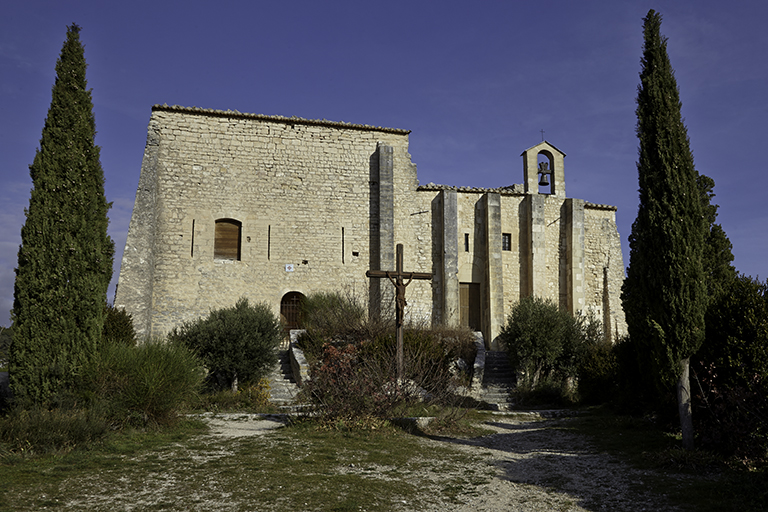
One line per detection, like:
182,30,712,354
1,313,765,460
280,292,305,335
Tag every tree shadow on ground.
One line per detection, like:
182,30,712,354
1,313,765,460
425,417,681,511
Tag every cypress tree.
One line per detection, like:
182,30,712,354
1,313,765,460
10,24,114,406
621,10,707,450
697,174,737,298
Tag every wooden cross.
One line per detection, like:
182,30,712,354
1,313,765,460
366,243,432,382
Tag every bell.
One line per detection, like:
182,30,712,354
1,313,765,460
539,173,550,187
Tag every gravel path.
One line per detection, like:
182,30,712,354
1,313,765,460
421,417,680,511
200,412,683,512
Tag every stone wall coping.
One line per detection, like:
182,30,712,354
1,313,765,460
418,183,526,195
152,104,411,135
584,202,618,211
417,184,619,211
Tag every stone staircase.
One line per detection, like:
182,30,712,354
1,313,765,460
267,349,301,407
480,350,516,410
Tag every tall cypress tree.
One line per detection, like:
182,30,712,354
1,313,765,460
698,174,736,298
621,10,706,450
10,24,114,406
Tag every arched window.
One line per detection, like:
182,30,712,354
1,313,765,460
214,219,241,260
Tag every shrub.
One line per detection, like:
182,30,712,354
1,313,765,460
86,339,203,427
301,291,367,338
0,406,108,456
168,298,282,390
514,377,578,407
295,290,476,425
612,334,672,415
102,304,136,346
301,325,476,425
578,338,618,405
693,275,768,461
297,291,389,362
500,297,596,386
193,378,273,413
300,343,398,426
359,327,476,396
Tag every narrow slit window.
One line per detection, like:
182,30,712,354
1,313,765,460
502,233,511,251
464,233,470,252
214,219,241,260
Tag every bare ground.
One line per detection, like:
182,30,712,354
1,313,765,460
199,412,683,512
21,412,690,511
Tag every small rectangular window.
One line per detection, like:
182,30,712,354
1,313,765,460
502,233,511,251
464,233,470,252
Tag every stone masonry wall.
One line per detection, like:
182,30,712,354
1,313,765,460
116,105,627,341
116,106,421,337
499,194,523,309
584,204,627,339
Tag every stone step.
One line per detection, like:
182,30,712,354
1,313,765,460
268,349,302,405
480,351,516,409
483,391,514,401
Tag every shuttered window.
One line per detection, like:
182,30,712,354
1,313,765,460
214,219,241,260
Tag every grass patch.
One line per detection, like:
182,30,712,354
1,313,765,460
571,407,768,512
0,415,492,511
0,418,208,510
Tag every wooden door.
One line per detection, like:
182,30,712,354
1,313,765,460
459,282,481,331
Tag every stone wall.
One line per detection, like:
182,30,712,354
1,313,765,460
117,106,420,337
584,203,627,340
117,105,627,342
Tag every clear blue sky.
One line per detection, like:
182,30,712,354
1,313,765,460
2,1,766,326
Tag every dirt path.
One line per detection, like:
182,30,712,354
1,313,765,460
198,412,682,512
422,417,681,511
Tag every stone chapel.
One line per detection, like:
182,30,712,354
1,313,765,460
115,104,627,348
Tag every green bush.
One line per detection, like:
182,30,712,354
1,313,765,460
86,339,203,427
102,304,136,346
514,377,578,407
500,297,589,385
168,298,282,390
0,339,202,456
500,296,605,405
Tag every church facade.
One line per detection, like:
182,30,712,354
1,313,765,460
115,104,626,347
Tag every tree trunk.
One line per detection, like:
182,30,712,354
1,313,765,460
677,357,694,450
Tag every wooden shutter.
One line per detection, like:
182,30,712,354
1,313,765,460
214,219,241,260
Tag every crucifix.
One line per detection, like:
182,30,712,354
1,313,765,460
366,243,433,382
